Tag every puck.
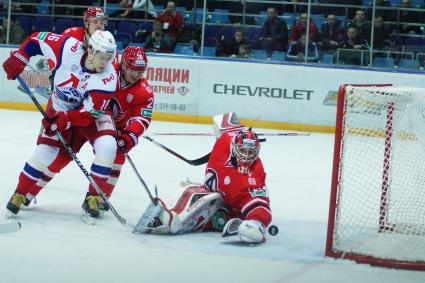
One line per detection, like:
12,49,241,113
268,225,278,236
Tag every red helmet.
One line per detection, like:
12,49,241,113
83,6,108,26
121,46,148,71
232,129,261,174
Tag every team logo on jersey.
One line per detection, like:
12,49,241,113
248,187,268,197
224,176,231,185
204,168,218,192
141,108,152,118
127,94,133,103
55,86,84,103
248,177,256,186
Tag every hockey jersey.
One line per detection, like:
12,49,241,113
111,66,154,136
19,32,117,126
204,132,266,196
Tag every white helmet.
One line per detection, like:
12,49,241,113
88,30,116,56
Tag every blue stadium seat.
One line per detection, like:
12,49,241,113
211,9,229,23
252,50,268,60
271,51,285,61
106,21,116,34
55,18,75,34
256,11,267,25
37,0,50,15
218,27,236,40
16,16,33,36
405,37,425,46
138,22,153,32
75,19,84,27
399,58,420,69
128,42,145,48
205,25,220,37
373,56,395,68
154,5,164,12
176,6,187,18
116,41,124,51
201,47,216,57
106,3,121,16
34,17,53,32
245,28,262,42
115,33,132,48
322,53,334,64
117,21,138,36
174,43,194,55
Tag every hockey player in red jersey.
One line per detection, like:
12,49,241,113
2,30,118,217
62,6,108,46
21,46,154,220
134,113,272,244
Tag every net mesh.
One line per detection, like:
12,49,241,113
333,85,425,263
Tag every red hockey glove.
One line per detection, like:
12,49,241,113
3,50,30,80
41,112,72,136
117,131,138,153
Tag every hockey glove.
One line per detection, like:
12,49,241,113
117,131,138,153
3,50,30,80
42,112,72,136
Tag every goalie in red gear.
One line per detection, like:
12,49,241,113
134,116,272,244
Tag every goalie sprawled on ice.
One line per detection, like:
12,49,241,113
134,113,273,244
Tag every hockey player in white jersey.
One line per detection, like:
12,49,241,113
2,30,118,218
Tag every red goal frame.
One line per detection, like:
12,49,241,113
325,84,425,270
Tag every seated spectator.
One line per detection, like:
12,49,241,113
290,12,320,43
117,0,158,19
238,44,255,59
346,10,371,42
215,29,247,57
286,32,319,62
370,15,394,50
399,0,422,35
0,18,25,44
338,26,369,65
144,20,174,53
366,0,396,23
260,7,288,58
156,1,183,43
320,14,345,51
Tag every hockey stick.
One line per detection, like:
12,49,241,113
142,135,210,166
16,76,133,229
152,132,311,137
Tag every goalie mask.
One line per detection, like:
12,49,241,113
232,129,261,174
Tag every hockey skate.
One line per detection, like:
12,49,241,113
222,218,266,244
6,191,28,215
81,193,109,224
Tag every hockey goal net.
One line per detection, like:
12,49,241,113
326,84,425,270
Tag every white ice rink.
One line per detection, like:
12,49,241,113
1,109,425,283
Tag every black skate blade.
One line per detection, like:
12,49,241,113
80,210,96,225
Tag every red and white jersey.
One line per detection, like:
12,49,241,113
19,32,117,125
204,132,266,196
111,66,154,136
62,27,85,42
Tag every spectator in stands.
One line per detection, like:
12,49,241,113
366,0,395,23
338,26,369,65
144,20,174,53
347,10,371,41
370,15,393,50
215,29,247,57
156,1,183,43
238,44,255,59
0,18,25,44
286,32,319,62
320,14,345,51
399,0,423,35
290,12,320,43
260,7,288,58
117,0,158,19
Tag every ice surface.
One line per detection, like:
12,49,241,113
0,109,424,283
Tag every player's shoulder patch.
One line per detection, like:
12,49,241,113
141,108,152,118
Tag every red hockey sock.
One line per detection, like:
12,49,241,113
15,171,38,195
88,175,115,197
245,206,272,227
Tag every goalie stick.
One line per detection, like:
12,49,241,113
17,76,134,230
142,135,211,166
152,132,311,137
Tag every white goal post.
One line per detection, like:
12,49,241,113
326,84,425,270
